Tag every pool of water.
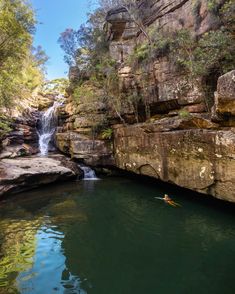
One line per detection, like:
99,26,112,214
0,177,235,294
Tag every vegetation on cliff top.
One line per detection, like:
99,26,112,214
58,0,235,126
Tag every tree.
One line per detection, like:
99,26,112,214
0,0,47,107
41,78,69,96
58,26,93,67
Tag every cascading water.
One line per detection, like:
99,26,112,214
38,101,60,156
79,165,99,180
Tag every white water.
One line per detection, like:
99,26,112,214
79,165,99,180
38,101,60,156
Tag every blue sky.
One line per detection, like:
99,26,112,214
31,0,92,80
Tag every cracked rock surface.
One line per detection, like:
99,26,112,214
0,155,82,198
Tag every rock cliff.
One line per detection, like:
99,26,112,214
55,0,235,202
0,92,58,159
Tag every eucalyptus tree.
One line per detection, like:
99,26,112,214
0,0,47,107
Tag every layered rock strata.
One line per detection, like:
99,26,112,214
114,121,235,202
113,70,235,202
55,1,235,202
0,111,39,159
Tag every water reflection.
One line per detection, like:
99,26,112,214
0,189,89,294
17,225,86,294
0,218,40,291
0,178,235,294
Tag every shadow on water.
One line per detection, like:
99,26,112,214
0,176,235,294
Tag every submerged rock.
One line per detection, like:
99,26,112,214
0,155,82,198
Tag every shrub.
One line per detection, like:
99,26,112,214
220,0,235,32
101,128,113,140
72,84,95,104
0,114,12,138
171,29,235,78
178,109,191,119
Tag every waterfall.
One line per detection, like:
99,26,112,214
38,101,60,156
79,165,99,180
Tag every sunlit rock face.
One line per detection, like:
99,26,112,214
55,0,235,202
137,0,220,34
37,93,55,111
56,132,114,166
104,1,235,203
105,0,223,114
114,122,235,203
0,91,52,158
112,70,235,202
0,111,40,159
213,70,235,117
55,84,115,167
0,155,82,198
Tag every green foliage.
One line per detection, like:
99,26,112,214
101,128,113,140
128,1,235,75
207,0,219,13
59,0,235,124
72,84,95,105
178,109,191,119
134,43,149,62
171,29,235,78
58,22,110,72
0,114,12,137
192,0,201,15
220,0,235,32
128,29,173,66
91,116,109,139
41,78,69,96
0,0,47,107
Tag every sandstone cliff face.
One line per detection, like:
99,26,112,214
0,91,62,159
56,0,235,202
0,113,39,159
105,0,224,115
114,122,235,202
55,83,114,166
114,70,235,202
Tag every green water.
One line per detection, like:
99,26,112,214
0,177,235,294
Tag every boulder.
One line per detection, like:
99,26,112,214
56,132,114,166
214,70,235,116
0,155,82,198
37,94,54,111
0,144,38,159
